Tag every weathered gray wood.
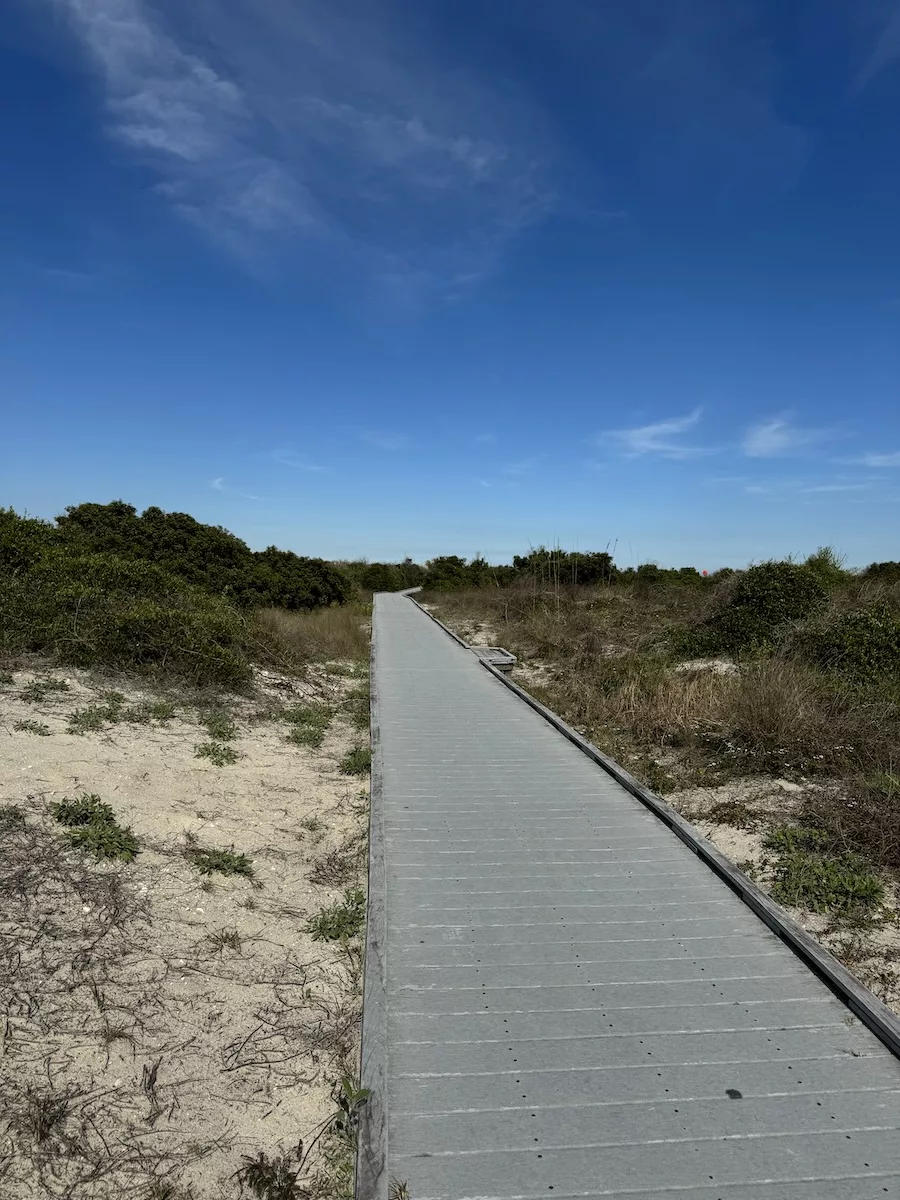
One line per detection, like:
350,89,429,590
357,593,900,1200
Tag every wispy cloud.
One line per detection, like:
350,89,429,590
743,477,878,499
272,447,328,472
742,416,838,458
474,432,497,445
209,476,262,500
603,408,713,459
50,0,552,285
357,430,413,451
855,450,900,468
503,455,543,475
855,3,900,89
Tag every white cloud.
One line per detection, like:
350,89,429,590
855,3,900,88
603,408,713,459
209,476,262,500
272,447,327,471
856,451,900,468
50,0,552,285
742,416,837,458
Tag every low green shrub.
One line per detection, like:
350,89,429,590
282,703,332,749
798,605,900,679
51,793,139,863
693,561,827,654
0,549,250,687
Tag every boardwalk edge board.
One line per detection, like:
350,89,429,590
407,592,900,1063
356,615,389,1200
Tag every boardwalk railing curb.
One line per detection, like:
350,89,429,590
407,593,900,1062
356,598,389,1200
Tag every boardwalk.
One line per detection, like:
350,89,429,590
359,593,900,1200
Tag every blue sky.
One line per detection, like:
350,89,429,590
2,1,900,568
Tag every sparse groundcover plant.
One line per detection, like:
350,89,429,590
233,1147,304,1200
206,927,242,953
19,677,71,703
0,670,15,684
194,741,242,766
339,745,371,776
202,708,237,741
763,824,884,914
13,719,50,736
308,887,366,942
282,703,333,748
0,803,26,831
187,845,255,878
123,698,177,723
51,792,139,863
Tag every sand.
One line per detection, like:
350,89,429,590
0,664,368,1198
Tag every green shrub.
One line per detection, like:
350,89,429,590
0,508,58,574
802,547,851,591
56,502,351,611
203,710,237,741
699,561,827,653
798,605,900,679
282,703,332,749
862,561,900,583
0,548,250,687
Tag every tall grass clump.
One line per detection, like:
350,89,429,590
250,606,369,669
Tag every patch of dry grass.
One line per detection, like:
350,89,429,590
249,607,369,672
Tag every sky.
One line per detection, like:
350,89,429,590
2,1,900,569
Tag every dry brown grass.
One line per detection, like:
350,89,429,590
249,606,369,672
429,584,900,873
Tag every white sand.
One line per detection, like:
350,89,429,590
0,665,368,1198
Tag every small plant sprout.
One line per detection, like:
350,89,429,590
13,719,50,736
187,845,255,878
338,745,371,776
308,887,365,942
194,741,241,766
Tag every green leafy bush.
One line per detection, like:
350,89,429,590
0,548,250,687
798,605,900,679
56,502,350,611
696,561,827,653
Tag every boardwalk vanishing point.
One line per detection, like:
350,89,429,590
357,592,900,1200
